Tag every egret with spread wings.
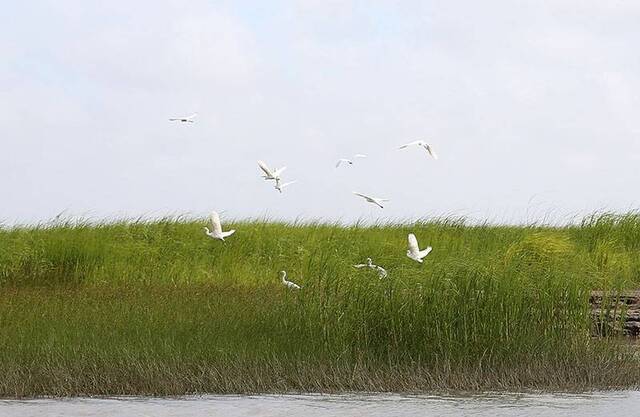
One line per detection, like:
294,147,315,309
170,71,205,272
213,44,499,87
203,211,236,241
398,140,438,159
406,233,432,263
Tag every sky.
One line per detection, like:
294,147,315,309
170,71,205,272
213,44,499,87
2,0,639,225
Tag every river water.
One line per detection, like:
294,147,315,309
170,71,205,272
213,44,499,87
1,391,638,416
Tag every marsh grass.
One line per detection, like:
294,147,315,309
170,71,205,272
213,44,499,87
0,213,639,396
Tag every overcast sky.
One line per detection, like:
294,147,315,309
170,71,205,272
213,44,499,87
2,1,639,225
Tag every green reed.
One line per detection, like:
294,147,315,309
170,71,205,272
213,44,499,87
0,213,638,396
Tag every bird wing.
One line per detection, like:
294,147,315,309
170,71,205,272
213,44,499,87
419,246,433,258
257,160,274,177
408,233,420,255
281,181,297,188
399,140,422,149
273,166,287,176
210,211,223,235
353,264,366,268
336,160,343,168
425,144,438,159
353,192,370,200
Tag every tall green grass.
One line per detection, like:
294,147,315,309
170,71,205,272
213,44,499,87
0,213,639,396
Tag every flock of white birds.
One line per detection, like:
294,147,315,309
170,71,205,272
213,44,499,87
170,112,437,290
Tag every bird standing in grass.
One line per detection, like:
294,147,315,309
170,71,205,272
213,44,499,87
406,233,432,263
203,211,235,241
280,271,301,289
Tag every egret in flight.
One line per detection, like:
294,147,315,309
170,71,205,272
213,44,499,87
336,154,367,168
258,160,287,181
275,179,297,193
203,211,236,241
406,233,432,263
353,192,389,209
169,113,198,123
398,140,438,160
280,271,301,290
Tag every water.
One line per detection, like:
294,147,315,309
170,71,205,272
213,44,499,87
1,392,638,417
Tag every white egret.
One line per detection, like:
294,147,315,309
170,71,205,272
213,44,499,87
353,257,375,269
375,265,388,279
169,113,198,123
203,211,236,241
398,140,438,159
275,179,297,193
406,233,432,263
354,257,388,279
280,271,301,290
336,154,367,168
353,192,389,209
258,160,287,181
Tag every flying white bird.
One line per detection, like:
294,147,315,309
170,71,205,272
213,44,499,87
169,113,198,123
336,154,367,168
275,179,297,193
280,271,301,290
353,192,389,209
353,257,388,279
203,211,236,241
398,140,438,159
406,233,432,263
258,160,287,181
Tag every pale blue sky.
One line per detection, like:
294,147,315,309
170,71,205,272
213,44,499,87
2,1,639,225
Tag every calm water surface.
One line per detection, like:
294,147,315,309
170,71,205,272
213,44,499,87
1,391,638,417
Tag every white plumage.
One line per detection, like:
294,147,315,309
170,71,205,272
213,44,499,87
353,257,375,269
169,113,198,123
406,233,432,263
203,211,236,241
280,271,301,290
398,140,438,160
353,257,388,279
275,179,297,193
258,160,287,181
353,192,389,209
336,154,367,168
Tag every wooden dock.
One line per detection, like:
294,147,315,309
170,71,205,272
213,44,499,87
590,290,640,337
